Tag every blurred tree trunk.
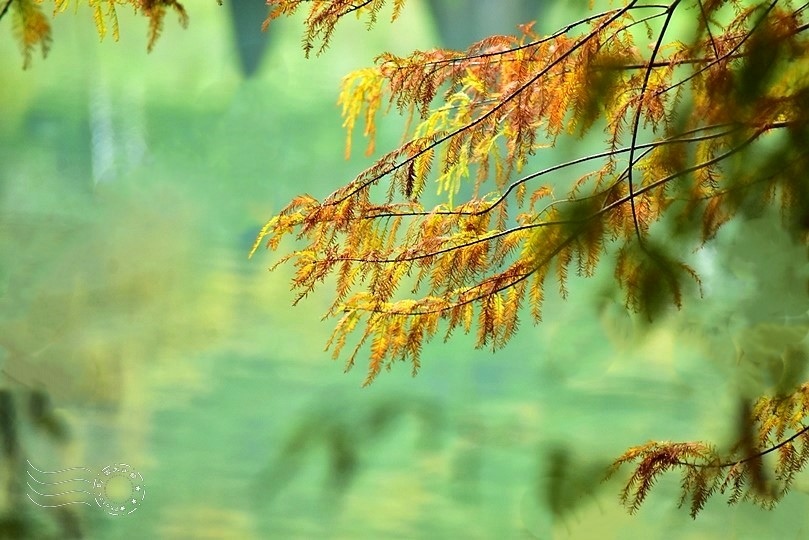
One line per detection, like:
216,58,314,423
425,0,540,49
228,0,271,77
228,1,542,74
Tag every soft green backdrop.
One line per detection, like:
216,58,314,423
1,2,807,539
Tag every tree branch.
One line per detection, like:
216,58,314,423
326,1,640,207
677,423,809,469
627,0,681,245
0,0,13,24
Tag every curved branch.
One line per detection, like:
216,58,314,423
679,423,809,470
627,0,681,245
697,0,721,58
356,123,743,222
418,4,668,69
349,128,764,317
650,0,780,100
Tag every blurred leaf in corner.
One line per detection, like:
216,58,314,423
734,322,809,398
27,389,69,443
0,515,29,540
537,445,611,527
253,393,444,504
0,387,82,539
0,390,19,460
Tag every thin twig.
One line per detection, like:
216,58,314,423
697,0,721,58
0,0,13,23
627,0,681,246
677,423,809,469
325,1,641,207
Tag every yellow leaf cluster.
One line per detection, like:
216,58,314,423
264,0,408,57
339,67,385,158
5,0,192,67
9,0,52,69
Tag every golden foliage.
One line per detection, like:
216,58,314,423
9,0,52,69
9,0,809,519
3,0,195,66
255,0,809,386
253,2,809,514
609,384,809,517
263,0,408,57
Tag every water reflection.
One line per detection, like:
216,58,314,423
88,79,148,186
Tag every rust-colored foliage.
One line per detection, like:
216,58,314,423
252,0,809,386
608,385,809,517
8,0,809,519
6,0,51,68
248,0,809,516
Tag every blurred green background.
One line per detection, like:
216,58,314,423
1,1,808,538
